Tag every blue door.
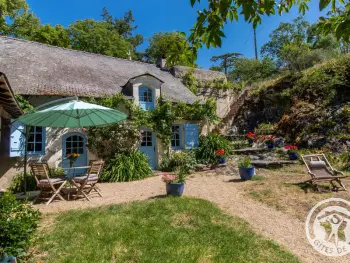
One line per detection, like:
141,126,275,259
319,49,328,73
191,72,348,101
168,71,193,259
139,130,156,169
62,133,88,176
139,86,154,111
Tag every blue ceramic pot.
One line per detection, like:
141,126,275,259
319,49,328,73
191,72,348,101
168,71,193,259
288,152,299,160
166,182,185,197
239,167,255,181
267,143,274,149
219,157,226,164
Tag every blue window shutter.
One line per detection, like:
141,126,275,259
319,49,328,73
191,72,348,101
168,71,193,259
42,127,46,154
184,124,199,149
10,120,25,157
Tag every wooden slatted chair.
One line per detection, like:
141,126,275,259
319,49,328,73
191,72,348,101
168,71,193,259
72,161,104,201
30,163,67,205
302,154,347,192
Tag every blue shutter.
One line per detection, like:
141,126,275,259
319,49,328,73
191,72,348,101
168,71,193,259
10,120,25,157
184,124,199,149
41,127,46,155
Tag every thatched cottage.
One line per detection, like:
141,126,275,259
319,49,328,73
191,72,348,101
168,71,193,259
0,36,228,187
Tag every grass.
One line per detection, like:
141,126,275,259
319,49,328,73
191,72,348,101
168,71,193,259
242,164,350,220
33,198,300,263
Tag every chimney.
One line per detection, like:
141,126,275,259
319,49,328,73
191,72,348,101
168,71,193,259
156,55,168,70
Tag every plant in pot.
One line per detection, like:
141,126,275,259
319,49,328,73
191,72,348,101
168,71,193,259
162,166,186,197
238,157,255,181
245,132,255,146
66,153,80,167
285,145,299,160
262,135,275,149
216,149,227,164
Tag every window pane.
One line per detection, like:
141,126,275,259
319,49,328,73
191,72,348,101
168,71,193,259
79,142,83,147
78,136,83,142
73,142,77,147
35,127,42,132
147,141,152,146
73,135,78,141
66,142,71,148
27,143,34,152
36,134,42,142
78,148,83,154
28,134,35,143
67,137,72,142
29,127,34,133
35,143,42,152
66,148,72,155
141,141,146,147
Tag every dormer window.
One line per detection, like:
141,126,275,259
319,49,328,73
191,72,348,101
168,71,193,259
139,86,154,111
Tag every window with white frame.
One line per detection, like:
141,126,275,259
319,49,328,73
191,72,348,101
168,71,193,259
171,125,181,149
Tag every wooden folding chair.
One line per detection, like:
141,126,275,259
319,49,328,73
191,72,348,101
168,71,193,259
302,154,347,192
30,163,67,205
72,161,104,201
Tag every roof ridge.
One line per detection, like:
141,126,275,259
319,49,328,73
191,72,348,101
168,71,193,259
0,35,158,67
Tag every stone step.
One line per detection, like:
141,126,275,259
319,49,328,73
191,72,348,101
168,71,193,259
251,160,299,168
232,147,270,154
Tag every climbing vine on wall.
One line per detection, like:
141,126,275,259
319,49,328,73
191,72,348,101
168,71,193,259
86,94,218,160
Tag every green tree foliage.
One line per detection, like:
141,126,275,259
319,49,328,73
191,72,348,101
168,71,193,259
229,57,276,83
261,16,343,71
188,0,347,50
209,52,241,76
0,0,27,31
69,19,134,58
101,7,143,50
145,32,196,66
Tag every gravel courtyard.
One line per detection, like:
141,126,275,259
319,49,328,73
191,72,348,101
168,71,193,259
35,168,350,263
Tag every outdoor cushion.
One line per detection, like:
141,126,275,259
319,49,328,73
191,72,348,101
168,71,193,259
39,178,64,185
73,175,98,182
309,161,327,168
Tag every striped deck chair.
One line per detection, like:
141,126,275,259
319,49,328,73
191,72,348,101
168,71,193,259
302,154,347,192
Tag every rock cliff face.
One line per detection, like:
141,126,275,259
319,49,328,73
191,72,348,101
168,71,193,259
226,55,350,151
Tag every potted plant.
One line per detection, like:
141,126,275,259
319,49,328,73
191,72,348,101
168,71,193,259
162,166,186,197
216,149,227,164
285,145,299,160
238,157,255,181
245,132,255,146
66,153,80,167
262,135,275,149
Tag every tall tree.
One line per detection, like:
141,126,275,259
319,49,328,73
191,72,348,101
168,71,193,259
145,32,196,67
261,17,310,62
69,19,134,59
209,53,241,76
229,57,276,83
101,8,143,49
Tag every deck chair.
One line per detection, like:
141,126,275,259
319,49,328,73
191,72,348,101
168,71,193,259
72,161,104,201
30,163,67,205
302,154,347,192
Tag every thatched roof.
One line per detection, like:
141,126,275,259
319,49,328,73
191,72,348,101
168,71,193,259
0,36,197,104
171,66,226,81
0,72,23,118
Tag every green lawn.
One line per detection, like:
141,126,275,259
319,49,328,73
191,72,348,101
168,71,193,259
34,197,300,263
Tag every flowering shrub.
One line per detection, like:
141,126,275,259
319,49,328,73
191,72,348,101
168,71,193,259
215,149,226,157
285,145,298,154
245,132,255,139
161,174,179,184
262,135,275,144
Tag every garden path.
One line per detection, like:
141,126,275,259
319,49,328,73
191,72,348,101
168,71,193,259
35,170,349,263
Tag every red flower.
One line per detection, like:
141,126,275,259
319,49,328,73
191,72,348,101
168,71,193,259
216,149,225,156
246,132,255,138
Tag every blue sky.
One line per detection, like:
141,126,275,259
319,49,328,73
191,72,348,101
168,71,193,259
26,0,325,69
